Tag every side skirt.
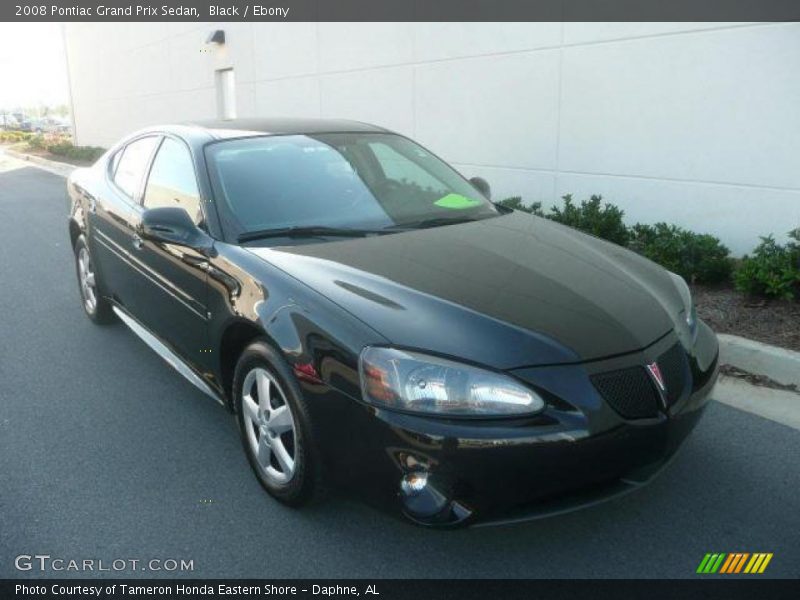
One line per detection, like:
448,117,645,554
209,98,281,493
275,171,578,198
112,306,225,407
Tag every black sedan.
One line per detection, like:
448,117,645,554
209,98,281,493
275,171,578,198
67,119,719,526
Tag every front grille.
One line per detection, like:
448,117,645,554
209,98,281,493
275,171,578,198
591,366,659,419
591,343,690,419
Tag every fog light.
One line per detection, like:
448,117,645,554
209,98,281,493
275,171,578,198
399,470,449,519
398,470,474,525
400,471,429,496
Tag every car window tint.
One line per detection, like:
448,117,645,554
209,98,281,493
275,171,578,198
144,138,202,224
113,137,159,199
210,136,391,232
205,133,498,239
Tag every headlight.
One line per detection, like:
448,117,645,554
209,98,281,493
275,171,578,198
668,271,697,335
359,347,545,416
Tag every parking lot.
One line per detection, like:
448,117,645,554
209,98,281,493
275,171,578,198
1,151,798,579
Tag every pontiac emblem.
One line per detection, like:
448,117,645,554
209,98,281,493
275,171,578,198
646,361,669,409
646,362,666,392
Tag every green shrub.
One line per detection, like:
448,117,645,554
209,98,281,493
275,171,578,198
45,141,72,155
24,133,105,163
629,222,733,284
27,133,47,149
47,142,105,162
0,130,32,144
547,194,630,246
792,228,800,254
499,193,798,293
734,230,800,300
498,197,543,216
500,194,629,245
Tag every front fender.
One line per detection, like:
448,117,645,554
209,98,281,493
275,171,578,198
258,294,388,401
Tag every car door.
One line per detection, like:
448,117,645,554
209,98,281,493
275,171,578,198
126,135,211,368
89,135,160,312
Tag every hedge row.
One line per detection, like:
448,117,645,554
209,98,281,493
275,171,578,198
26,133,106,164
0,130,33,144
500,195,800,300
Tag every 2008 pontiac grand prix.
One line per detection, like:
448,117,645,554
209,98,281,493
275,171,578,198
67,119,719,526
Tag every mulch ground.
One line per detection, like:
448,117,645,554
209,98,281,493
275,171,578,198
719,364,798,393
693,283,800,353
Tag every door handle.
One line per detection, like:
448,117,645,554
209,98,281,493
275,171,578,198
132,234,143,250
88,196,97,214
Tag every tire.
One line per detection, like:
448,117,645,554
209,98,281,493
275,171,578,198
234,339,324,507
74,234,115,324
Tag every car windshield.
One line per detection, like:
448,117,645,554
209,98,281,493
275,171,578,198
205,132,500,242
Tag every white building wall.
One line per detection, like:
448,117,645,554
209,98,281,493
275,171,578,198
63,22,800,254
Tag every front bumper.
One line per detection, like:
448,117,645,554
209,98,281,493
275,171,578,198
318,321,719,527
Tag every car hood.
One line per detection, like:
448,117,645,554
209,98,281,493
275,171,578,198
246,212,684,369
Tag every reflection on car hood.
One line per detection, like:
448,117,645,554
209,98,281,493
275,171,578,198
245,212,683,368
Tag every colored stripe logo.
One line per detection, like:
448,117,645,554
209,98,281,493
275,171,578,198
697,553,773,574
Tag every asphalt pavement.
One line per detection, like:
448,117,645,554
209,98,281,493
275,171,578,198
1,151,798,579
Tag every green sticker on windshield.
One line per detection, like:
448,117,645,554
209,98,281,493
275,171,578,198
434,194,482,209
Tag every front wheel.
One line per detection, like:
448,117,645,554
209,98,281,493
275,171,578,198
74,235,115,324
234,340,323,507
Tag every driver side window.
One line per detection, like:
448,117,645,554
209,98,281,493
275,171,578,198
143,138,203,225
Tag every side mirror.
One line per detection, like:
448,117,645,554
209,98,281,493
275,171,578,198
140,206,214,255
469,176,491,200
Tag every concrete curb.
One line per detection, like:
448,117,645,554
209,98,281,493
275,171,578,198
718,333,800,389
714,377,800,431
3,147,76,178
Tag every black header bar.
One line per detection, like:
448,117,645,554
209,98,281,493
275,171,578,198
4,0,800,22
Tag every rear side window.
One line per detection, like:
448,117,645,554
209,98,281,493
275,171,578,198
143,138,202,224
113,136,159,199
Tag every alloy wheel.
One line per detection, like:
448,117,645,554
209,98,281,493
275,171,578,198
242,367,298,484
77,246,97,314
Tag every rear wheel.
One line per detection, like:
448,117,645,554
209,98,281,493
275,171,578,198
234,340,323,506
74,235,115,324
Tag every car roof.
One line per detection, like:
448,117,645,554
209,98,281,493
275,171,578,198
181,118,391,139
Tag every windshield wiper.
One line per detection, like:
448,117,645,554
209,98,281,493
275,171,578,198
238,226,385,243
385,216,481,231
